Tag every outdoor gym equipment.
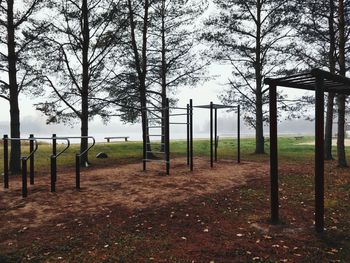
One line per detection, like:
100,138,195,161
2,135,38,197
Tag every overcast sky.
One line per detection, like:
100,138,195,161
0,1,317,141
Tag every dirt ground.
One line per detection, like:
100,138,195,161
0,157,268,233
0,157,349,262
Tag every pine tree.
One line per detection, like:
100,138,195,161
0,0,46,173
203,0,300,154
35,0,124,165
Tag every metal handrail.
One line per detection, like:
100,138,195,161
30,136,71,158
4,137,39,161
64,136,95,156
55,138,70,158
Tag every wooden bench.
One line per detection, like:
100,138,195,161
294,136,304,140
104,136,129,143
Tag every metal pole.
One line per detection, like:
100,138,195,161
315,76,325,233
29,134,34,185
22,158,27,198
269,84,279,223
237,105,241,163
190,99,193,171
215,108,218,162
166,98,170,175
76,154,80,189
50,155,56,192
210,102,213,168
52,133,57,156
187,104,190,166
142,109,147,171
3,134,9,188
52,134,57,183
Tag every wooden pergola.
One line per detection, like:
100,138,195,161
264,68,350,233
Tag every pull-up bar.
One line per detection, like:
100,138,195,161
194,102,241,167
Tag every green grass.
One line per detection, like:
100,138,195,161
0,136,348,176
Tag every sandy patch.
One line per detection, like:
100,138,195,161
0,157,269,232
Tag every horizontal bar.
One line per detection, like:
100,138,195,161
169,113,189,116
148,118,164,120
147,134,165,136
170,122,187,125
146,142,165,145
147,126,164,128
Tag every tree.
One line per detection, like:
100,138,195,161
0,0,46,173
203,0,300,154
148,0,208,148
337,0,347,167
296,0,350,164
35,0,124,165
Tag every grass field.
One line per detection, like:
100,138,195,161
0,136,349,262
0,136,323,175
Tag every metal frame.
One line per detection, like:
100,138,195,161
2,134,95,196
194,102,241,167
265,68,350,233
2,136,38,197
142,99,193,175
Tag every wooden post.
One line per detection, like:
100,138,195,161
315,76,325,233
269,83,279,223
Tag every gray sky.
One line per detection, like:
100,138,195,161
0,63,316,141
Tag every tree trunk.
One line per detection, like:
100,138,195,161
337,0,347,167
255,92,265,153
324,0,336,160
160,0,166,152
255,0,264,154
7,0,21,174
80,0,90,166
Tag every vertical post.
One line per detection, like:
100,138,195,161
22,158,27,198
237,105,241,163
52,134,57,156
76,154,80,189
187,104,190,166
215,108,218,162
315,76,325,233
29,134,34,185
3,135,9,188
210,102,213,168
190,99,193,171
269,83,279,224
142,109,147,171
165,99,170,175
52,134,57,182
50,155,56,192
